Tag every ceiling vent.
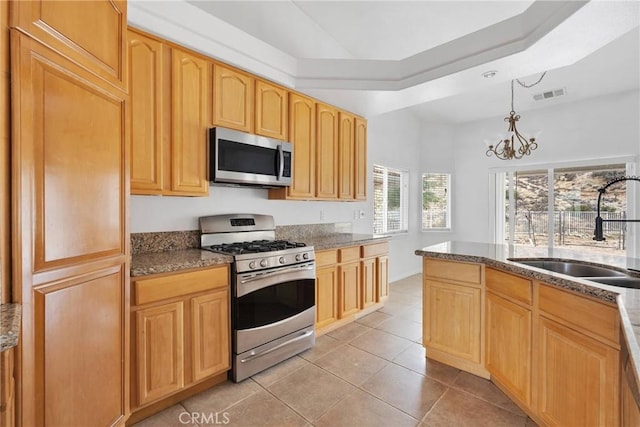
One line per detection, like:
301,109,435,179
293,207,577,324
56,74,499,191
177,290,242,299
533,88,566,101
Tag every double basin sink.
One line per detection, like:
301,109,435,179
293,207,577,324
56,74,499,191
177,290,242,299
510,259,640,289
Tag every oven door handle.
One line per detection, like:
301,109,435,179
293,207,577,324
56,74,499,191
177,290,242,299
237,263,315,296
239,330,314,363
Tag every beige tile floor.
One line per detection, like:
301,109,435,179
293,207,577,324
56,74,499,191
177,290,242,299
134,274,537,427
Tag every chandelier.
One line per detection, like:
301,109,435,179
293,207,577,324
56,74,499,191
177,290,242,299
486,72,546,160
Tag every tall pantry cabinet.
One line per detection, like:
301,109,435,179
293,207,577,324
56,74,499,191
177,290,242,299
10,1,130,426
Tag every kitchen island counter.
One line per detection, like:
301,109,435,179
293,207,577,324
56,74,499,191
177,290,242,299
416,240,640,411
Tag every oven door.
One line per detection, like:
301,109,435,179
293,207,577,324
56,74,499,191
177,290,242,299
233,262,315,354
210,127,292,187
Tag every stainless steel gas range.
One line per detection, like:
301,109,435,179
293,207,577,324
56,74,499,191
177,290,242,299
200,214,315,382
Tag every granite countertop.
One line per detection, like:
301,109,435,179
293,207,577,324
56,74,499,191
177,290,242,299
303,233,389,251
1,304,21,352
131,249,233,277
415,240,640,402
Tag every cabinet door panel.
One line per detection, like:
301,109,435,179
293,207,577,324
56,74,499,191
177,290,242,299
14,32,125,272
286,93,315,198
35,268,126,426
11,0,127,88
486,292,531,405
361,257,376,308
377,256,389,301
191,289,230,381
426,279,481,362
354,118,367,200
128,30,164,194
213,64,253,132
316,266,338,329
136,301,185,406
538,317,619,427
339,262,360,318
255,80,287,140
316,103,338,199
170,48,209,195
338,112,354,199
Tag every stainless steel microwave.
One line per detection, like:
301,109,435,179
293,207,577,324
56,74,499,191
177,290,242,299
209,127,292,187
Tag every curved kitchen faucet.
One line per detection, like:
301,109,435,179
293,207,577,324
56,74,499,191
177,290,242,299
593,176,640,241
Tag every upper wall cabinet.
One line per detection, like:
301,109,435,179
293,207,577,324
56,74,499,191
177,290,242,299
338,112,355,200
255,79,287,140
169,47,209,195
11,0,127,90
354,118,367,200
128,29,209,197
316,103,339,200
213,64,253,133
269,93,316,200
128,30,164,194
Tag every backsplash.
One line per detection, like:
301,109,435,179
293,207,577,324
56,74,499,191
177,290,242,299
275,222,352,241
131,223,353,254
131,230,200,255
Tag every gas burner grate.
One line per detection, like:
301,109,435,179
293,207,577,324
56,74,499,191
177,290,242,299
207,240,306,255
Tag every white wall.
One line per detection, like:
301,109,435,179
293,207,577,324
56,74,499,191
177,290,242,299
451,90,640,243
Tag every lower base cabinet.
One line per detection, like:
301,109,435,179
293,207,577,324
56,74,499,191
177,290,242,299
422,257,625,427
131,266,230,411
315,241,388,333
0,349,14,427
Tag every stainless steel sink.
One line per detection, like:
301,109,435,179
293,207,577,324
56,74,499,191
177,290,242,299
583,276,640,289
510,259,627,277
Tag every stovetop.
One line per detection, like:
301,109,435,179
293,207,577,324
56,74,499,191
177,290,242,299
205,239,307,255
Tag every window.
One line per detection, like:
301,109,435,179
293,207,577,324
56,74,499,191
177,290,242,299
495,161,636,256
373,165,408,234
422,173,451,230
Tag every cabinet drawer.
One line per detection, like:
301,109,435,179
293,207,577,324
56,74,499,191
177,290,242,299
338,246,360,263
361,241,389,258
424,258,482,285
315,250,338,268
538,284,619,345
486,268,532,305
134,266,229,305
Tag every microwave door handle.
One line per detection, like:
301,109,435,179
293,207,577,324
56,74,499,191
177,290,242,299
276,145,284,181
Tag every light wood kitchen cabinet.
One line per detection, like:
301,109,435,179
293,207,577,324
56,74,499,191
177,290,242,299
316,103,339,199
170,47,210,195
213,63,254,133
315,243,388,332
12,29,130,427
354,117,367,200
316,263,339,329
377,255,389,301
339,261,361,318
269,93,316,200
11,0,127,90
537,283,620,427
0,348,15,427
136,301,185,406
423,258,487,378
128,29,209,196
128,29,164,194
255,79,287,140
360,257,376,309
191,290,230,381
485,268,532,407
338,112,355,199
1,0,10,304
131,266,230,412
621,355,640,427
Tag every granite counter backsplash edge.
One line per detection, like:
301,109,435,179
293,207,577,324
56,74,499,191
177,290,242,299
1,304,22,352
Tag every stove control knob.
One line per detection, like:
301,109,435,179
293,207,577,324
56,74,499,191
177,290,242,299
302,253,309,260
249,261,256,269
279,256,285,264
260,259,268,268
295,254,302,262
